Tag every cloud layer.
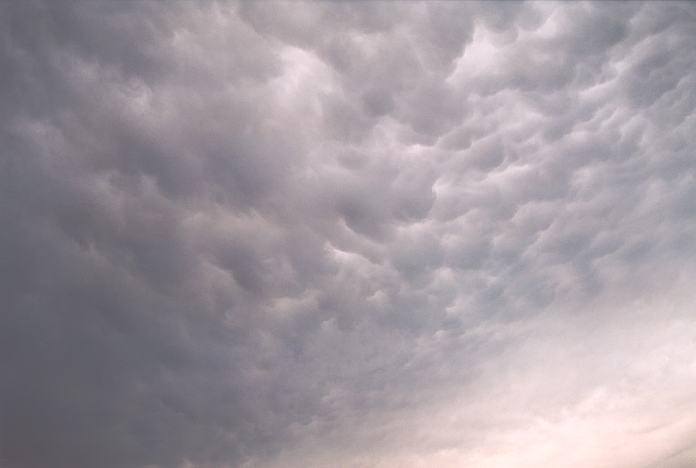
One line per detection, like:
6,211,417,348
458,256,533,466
2,2,696,467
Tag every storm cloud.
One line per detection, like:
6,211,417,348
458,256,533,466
1,1,696,467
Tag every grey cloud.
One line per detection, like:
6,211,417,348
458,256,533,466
2,2,696,468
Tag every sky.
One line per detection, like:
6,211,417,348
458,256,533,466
1,1,696,467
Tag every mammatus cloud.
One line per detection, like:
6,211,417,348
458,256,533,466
1,1,696,467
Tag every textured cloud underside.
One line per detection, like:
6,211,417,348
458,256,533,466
1,2,696,467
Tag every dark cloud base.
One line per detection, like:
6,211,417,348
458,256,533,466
1,2,696,467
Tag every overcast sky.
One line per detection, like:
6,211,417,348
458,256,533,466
1,1,696,467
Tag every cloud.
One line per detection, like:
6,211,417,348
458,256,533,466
1,1,695,467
